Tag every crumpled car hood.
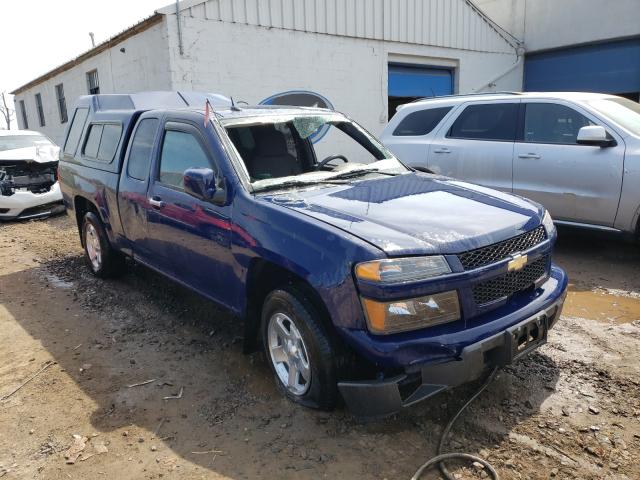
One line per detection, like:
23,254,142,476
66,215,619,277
260,173,544,255
0,145,60,163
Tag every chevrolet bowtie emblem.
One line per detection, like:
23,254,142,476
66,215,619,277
508,253,528,272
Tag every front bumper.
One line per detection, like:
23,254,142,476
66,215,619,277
338,266,567,417
0,182,64,220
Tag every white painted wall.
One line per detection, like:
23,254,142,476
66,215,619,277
476,0,640,52
166,14,520,136
14,2,523,144
14,21,172,145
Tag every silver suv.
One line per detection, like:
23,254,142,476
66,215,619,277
380,92,640,235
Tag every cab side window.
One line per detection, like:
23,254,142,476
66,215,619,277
127,119,159,181
448,103,518,141
159,130,211,189
524,103,594,145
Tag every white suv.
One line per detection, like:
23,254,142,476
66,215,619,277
380,92,640,235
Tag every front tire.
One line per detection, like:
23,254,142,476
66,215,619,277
261,287,338,410
82,212,125,278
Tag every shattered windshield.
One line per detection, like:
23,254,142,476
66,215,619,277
0,134,53,152
224,114,408,192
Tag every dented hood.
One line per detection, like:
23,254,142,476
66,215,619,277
0,145,60,163
261,173,544,255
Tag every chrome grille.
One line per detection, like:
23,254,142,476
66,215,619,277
458,226,547,270
473,256,548,306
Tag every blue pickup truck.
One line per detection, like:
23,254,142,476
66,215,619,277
58,92,567,416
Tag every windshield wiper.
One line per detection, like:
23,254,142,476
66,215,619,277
252,179,344,193
327,168,398,180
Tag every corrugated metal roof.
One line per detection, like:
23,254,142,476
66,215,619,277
160,0,518,53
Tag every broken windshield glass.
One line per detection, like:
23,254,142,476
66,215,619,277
224,113,407,192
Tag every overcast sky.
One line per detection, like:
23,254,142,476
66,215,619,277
0,0,171,127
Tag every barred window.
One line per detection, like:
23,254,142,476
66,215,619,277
35,93,45,127
86,69,100,95
55,84,68,123
18,100,28,129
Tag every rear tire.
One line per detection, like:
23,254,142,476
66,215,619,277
82,212,126,278
261,286,338,410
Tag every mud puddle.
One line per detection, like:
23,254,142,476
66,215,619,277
564,284,640,324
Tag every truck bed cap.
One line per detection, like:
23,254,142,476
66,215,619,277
75,91,232,112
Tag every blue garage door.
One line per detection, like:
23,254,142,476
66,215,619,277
388,64,453,118
524,37,640,100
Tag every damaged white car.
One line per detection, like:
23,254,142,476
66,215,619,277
0,130,64,220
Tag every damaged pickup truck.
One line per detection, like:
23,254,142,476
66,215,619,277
59,92,568,417
0,130,64,220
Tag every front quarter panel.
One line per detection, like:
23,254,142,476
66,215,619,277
614,142,640,233
231,191,383,330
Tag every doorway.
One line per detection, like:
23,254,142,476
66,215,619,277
388,63,453,119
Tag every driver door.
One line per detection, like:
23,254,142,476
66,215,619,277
146,119,234,305
513,101,625,226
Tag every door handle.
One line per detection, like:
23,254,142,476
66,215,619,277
148,196,165,209
433,148,451,154
518,153,541,159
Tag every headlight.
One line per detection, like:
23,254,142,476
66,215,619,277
542,210,555,235
355,256,451,284
361,291,461,334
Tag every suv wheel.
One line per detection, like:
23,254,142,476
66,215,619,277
82,212,125,278
262,287,338,410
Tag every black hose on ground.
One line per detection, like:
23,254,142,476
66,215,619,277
411,367,501,480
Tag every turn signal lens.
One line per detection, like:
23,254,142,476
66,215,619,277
362,291,461,334
355,256,451,284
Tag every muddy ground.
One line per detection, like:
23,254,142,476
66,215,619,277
0,215,639,480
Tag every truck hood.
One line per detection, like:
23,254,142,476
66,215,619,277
260,173,544,255
0,145,60,163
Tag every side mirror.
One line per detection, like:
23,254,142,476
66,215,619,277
576,126,615,147
183,168,226,205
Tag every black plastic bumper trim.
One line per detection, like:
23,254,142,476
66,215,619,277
338,294,566,417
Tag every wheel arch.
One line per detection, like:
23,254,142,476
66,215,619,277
73,195,100,245
242,258,335,354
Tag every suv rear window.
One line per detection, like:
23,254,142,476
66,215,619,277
393,107,452,136
448,103,518,141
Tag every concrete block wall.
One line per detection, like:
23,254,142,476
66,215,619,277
476,0,640,52
13,21,172,145
166,14,521,136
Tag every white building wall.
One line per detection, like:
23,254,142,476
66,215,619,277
476,0,640,52
165,13,520,136
14,20,172,145
164,0,516,54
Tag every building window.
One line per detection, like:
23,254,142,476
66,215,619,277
55,84,68,124
86,69,100,94
18,100,28,129
35,93,45,127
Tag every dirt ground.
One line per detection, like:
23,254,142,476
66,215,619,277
1,215,639,480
